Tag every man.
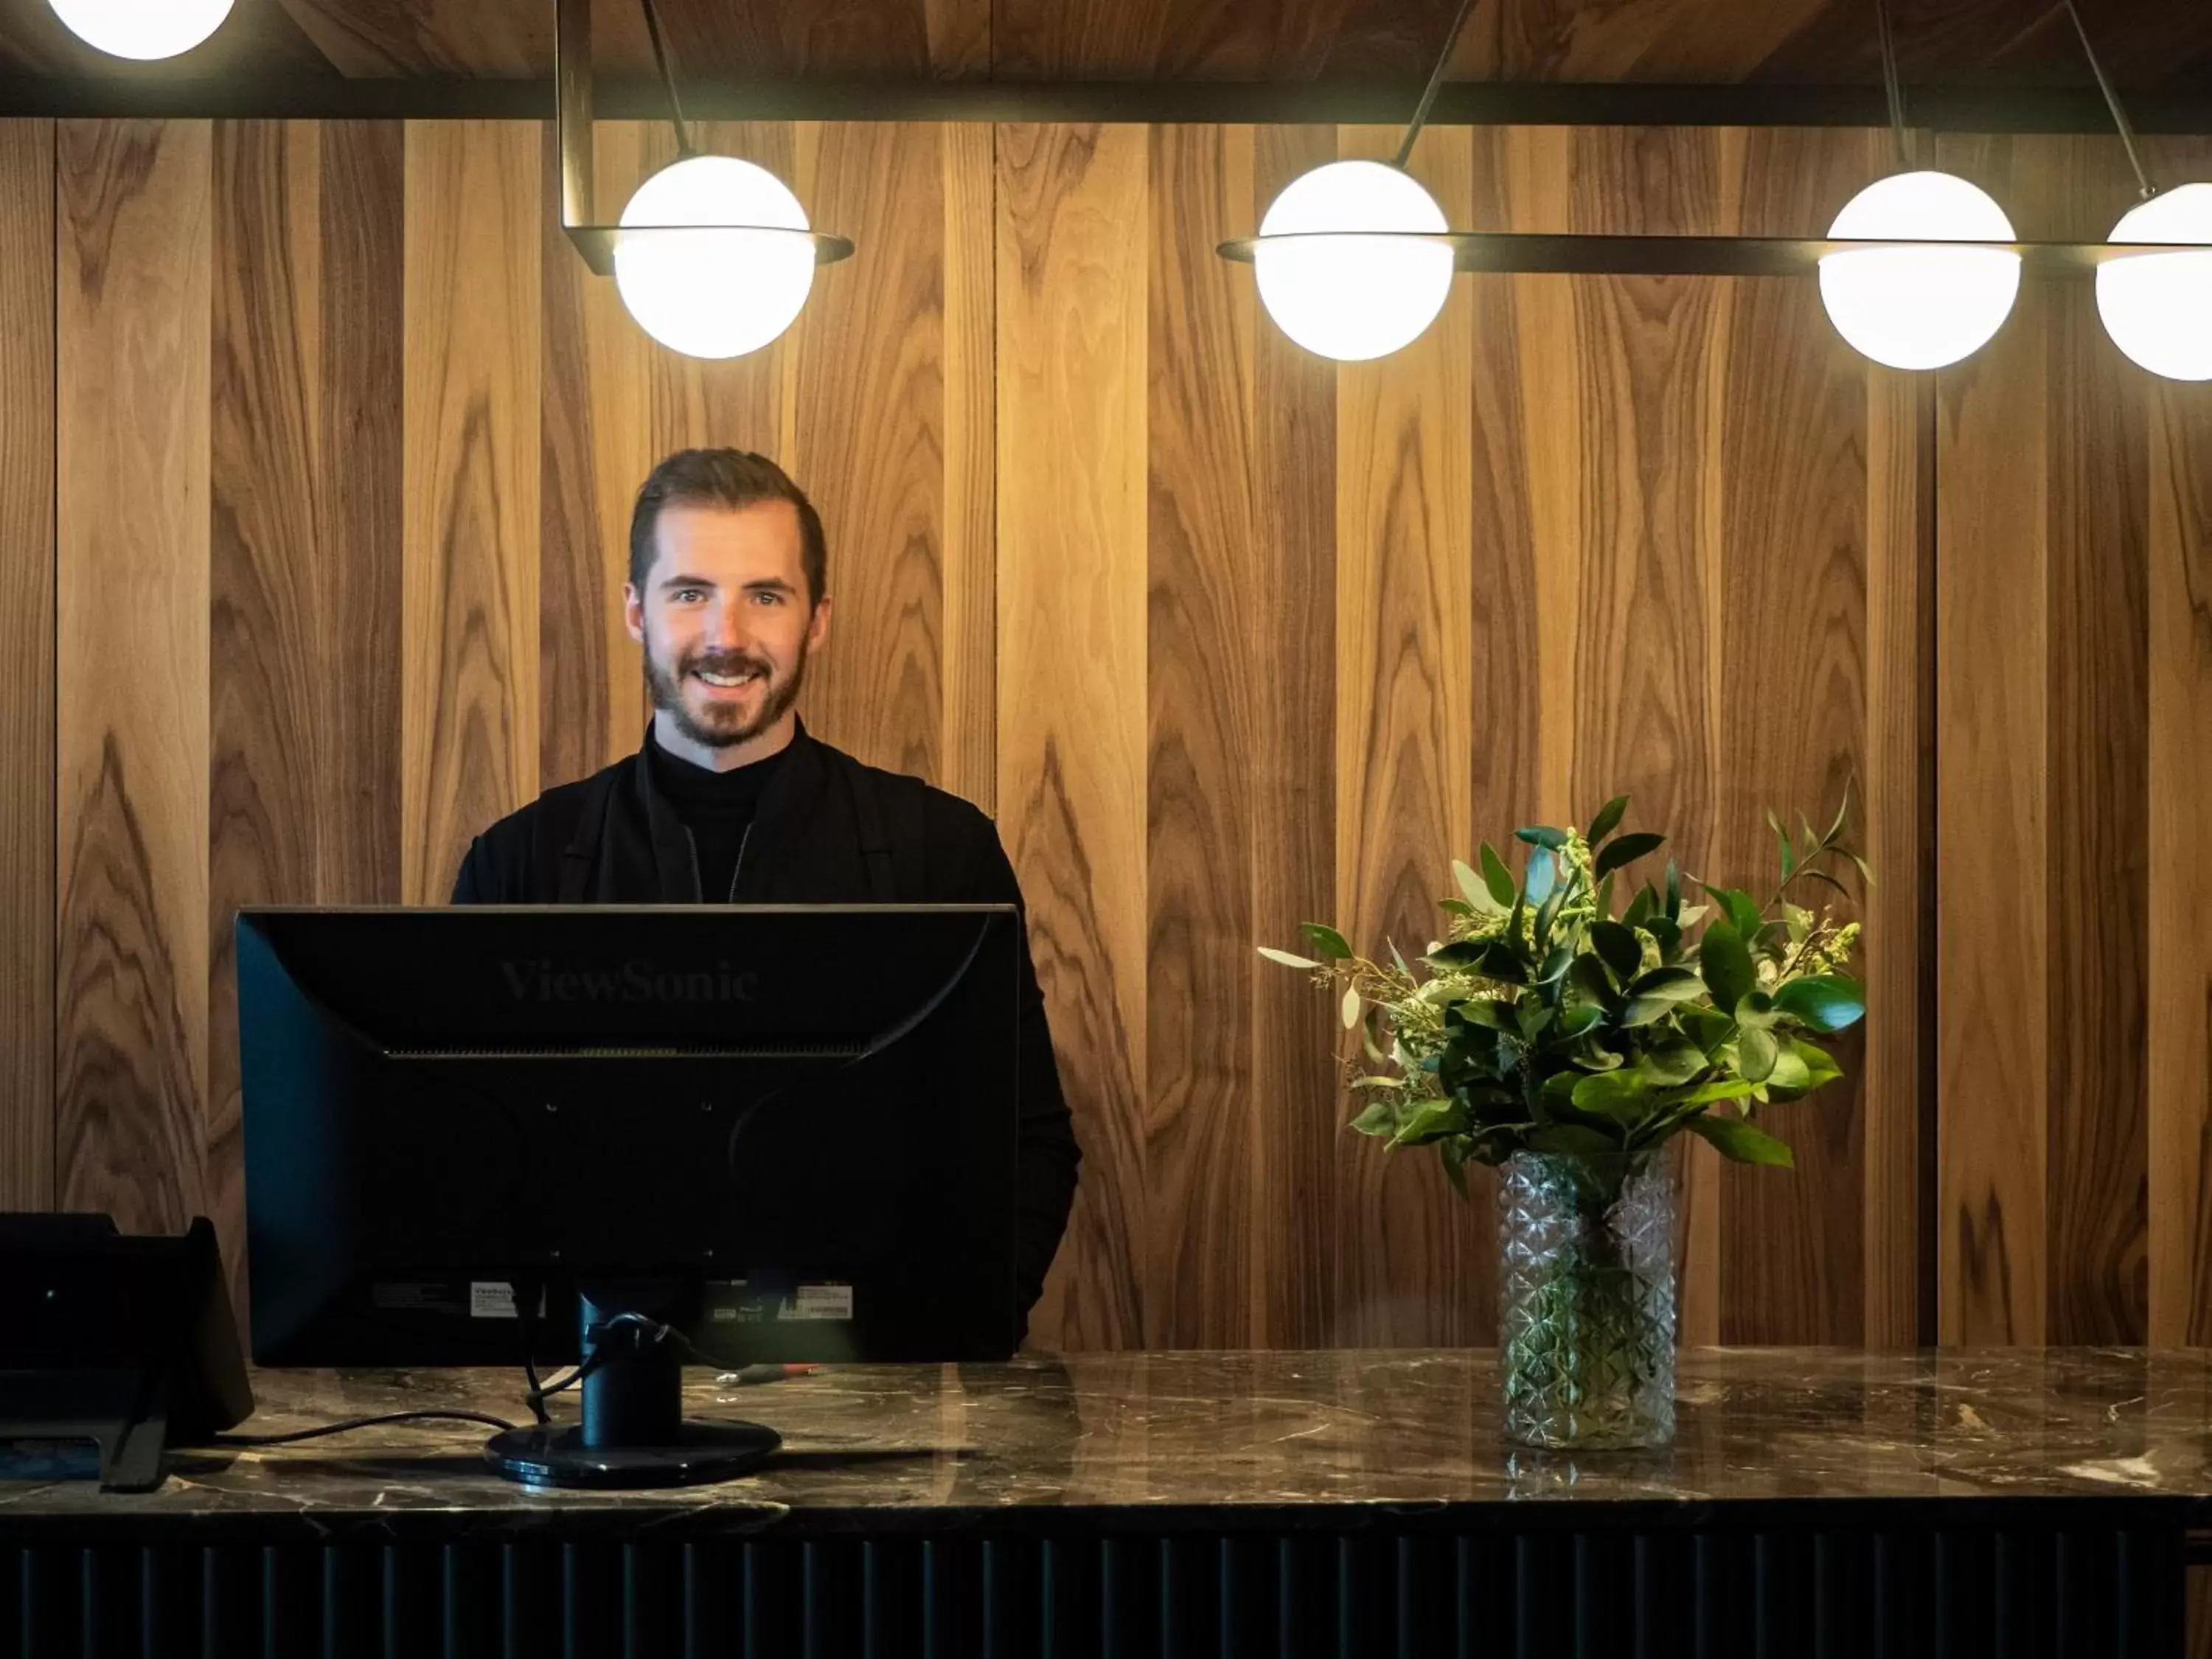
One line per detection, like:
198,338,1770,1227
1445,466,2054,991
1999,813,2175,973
452,448,1079,1335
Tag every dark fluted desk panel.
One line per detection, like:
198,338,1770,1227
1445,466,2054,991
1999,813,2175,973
1,1349,2203,1657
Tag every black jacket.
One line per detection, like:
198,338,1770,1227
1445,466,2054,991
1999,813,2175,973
450,720,1080,1331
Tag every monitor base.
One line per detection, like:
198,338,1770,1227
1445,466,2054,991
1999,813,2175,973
484,1420,782,1489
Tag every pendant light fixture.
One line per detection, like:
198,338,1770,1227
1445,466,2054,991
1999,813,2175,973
2065,0,2212,380
47,0,234,59
554,0,851,359
1237,0,1475,361
1816,0,2020,369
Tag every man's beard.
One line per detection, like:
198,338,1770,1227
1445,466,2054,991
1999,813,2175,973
644,636,810,750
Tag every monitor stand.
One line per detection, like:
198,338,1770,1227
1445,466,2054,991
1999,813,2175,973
483,1288,780,1489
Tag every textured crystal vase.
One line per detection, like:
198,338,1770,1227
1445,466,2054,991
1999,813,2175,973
1498,1150,1677,1450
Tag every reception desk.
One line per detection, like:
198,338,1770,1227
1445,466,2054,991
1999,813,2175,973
2,1348,2205,1657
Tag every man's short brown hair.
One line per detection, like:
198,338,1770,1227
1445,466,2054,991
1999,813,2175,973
627,448,827,603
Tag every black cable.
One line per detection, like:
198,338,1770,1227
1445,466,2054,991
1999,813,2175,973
215,1410,520,1447
2062,0,2154,200
638,0,695,159
1874,0,1913,172
1394,0,1484,170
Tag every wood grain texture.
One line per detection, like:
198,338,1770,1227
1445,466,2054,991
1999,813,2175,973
1245,121,1338,1351
1933,133,2051,1346
208,118,403,1307
401,121,541,905
2146,309,2212,1346
539,117,650,788
1331,122,1479,1347
995,122,1150,1352
1144,122,1257,1347
1863,358,1935,1348
0,120,54,1211
787,122,947,781
938,122,997,813
55,119,213,1234
1712,127,1879,1346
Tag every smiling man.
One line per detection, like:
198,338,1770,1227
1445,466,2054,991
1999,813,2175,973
451,448,1079,1332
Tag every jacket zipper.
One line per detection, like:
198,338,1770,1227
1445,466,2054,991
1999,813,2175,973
727,823,752,902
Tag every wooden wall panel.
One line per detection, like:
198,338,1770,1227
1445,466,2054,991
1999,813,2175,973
55,119,212,1234
995,122,1150,1352
539,117,650,790
1243,122,1339,1351
939,122,998,813
787,122,948,781
400,120,541,905
1331,123,1479,1346
1711,128,1880,1346
1144,122,1258,1347
209,118,403,1308
0,121,53,1212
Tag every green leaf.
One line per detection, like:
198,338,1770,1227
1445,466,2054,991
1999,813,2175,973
1590,920,1643,983
1762,1045,1813,1095
1622,885,1655,929
1790,1038,1843,1091
1596,871,1616,920
1738,1024,1780,1083
1672,1077,1758,1107
1453,858,1484,905
1665,860,1682,922
1846,850,1877,891
1439,897,1475,918
1534,886,1565,950
1568,952,1617,1008
1301,923,1352,961
1767,807,1796,880
1773,974,1865,1033
1524,847,1557,907
1645,917,1683,959
1349,1099,1399,1136
1734,990,1778,1030
1686,1113,1795,1168
1556,1002,1606,1040
1439,1135,1470,1197
1425,939,1486,970
1679,1006,1733,1056
1515,825,1570,850
1450,998,1512,1032
1586,794,1630,845
1700,922,1756,1016
1571,1070,1653,1124
1478,841,1518,908
1536,944,1575,986
1516,998,1553,1043
1341,986,1363,1029
1826,779,1854,845
1393,1099,1470,1146
1593,830,1666,880
1638,1039,1709,1088
1526,1124,1621,1159
1258,946,1322,969
1703,885,1764,940
1798,868,1852,900
1621,966,1705,1026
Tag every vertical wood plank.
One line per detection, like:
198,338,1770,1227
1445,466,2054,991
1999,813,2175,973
1144,122,1256,1347
787,121,947,781
1933,133,2049,1345
1332,122,1478,1346
1245,122,1338,1351
1712,127,1877,1346
207,119,403,1313
402,120,540,905
540,117,650,788
1863,357,1935,1348
0,120,54,1211
2148,369,2212,1344
995,122,1149,1351
55,119,212,1233
938,121,997,813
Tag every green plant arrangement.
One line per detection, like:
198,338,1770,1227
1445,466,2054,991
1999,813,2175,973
1262,793,1869,1449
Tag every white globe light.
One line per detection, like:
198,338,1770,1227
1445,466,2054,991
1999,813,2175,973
2096,183,2212,381
1253,159,1455,362
615,156,816,361
48,0,234,58
1818,170,2021,369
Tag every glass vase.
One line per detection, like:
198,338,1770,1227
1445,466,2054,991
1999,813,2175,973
1498,1150,1677,1450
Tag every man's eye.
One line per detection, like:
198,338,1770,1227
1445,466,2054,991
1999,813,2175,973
753,591,783,605
672,588,705,602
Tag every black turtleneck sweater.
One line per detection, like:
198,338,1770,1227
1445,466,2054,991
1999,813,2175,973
646,737,791,902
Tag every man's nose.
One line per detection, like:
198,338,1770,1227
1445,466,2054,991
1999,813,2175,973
709,601,754,651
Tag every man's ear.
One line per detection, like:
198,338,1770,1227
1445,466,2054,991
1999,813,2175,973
807,594,832,650
623,582,645,646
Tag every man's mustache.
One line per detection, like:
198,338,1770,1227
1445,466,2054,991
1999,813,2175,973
682,650,774,679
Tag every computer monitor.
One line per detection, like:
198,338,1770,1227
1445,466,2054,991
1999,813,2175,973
235,904,1022,1488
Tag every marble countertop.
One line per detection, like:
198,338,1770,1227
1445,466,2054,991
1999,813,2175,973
5,1349,2211,1538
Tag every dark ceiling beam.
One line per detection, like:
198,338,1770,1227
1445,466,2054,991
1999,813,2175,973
2,75,2208,132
